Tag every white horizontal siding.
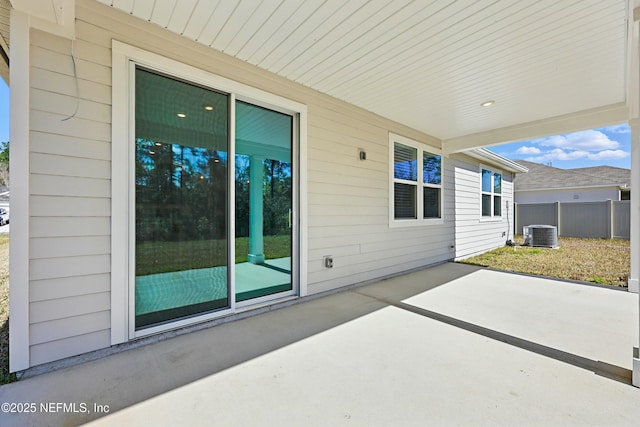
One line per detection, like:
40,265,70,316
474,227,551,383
30,311,110,345
30,236,110,259
31,217,111,238
308,168,388,189
31,131,111,161
30,46,112,86
31,175,110,198
27,24,113,368
30,196,110,217
31,68,111,106
307,136,455,293
31,89,111,124
31,153,110,179
29,292,110,324
30,109,111,141
30,274,111,302
452,154,516,260
30,255,111,281
309,248,453,294
30,330,110,367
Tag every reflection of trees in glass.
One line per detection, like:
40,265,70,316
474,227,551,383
235,156,292,238
137,140,291,246
395,160,417,181
135,138,227,243
235,155,250,238
264,159,292,237
493,173,502,193
423,152,441,185
394,143,417,181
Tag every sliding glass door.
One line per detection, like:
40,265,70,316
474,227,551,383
132,67,295,331
235,101,293,302
134,68,230,328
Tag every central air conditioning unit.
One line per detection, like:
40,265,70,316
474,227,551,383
523,225,558,248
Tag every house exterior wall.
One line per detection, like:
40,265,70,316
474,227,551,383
16,0,513,369
515,187,621,204
27,24,112,365
452,154,515,260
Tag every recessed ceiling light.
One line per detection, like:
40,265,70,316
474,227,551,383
177,113,187,118
480,100,495,107
155,142,162,146
149,151,155,155
204,105,215,111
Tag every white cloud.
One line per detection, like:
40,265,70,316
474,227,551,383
518,128,629,164
600,124,630,134
585,149,629,160
515,146,541,155
530,130,620,151
525,148,629,163
565,130,620,150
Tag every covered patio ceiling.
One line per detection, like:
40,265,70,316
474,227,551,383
98,0,632,151
20,0,634,151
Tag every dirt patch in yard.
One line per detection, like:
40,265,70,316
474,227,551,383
461,236,630,287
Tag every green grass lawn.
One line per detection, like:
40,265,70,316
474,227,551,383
136,234,291,275
461,236,630,287
0,234,15,384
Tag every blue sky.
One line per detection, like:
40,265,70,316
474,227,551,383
488,123,631,170
0,78,632,170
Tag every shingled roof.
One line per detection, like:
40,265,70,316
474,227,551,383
514,160,630,191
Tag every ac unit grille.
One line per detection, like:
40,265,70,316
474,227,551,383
523,225,558,248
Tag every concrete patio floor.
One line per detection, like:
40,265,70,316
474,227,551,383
1,262,639,427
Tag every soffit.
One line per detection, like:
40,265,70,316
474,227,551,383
96,0,629,143
0,0,10,84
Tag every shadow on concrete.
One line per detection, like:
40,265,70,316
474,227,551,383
359,293,633,385
1,262,481,427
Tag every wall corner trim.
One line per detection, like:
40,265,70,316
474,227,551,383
8,8,31,372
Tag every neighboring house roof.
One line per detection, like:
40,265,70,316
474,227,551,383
513,160,630,191
571,166,631,184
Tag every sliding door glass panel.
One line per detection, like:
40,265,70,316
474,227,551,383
235,101,293,302
134,67,229,329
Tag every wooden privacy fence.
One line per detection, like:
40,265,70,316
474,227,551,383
514,200,630,239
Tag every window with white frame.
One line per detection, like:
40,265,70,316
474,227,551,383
390,134,442,225
481,167,502,218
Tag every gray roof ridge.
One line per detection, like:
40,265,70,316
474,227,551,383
513,159,629,189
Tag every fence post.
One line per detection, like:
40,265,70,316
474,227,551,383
608,199,613,239
555,201,561,236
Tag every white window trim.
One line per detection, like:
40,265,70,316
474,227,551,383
479,164,503,222
389,133,444,228
111,41,308,344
